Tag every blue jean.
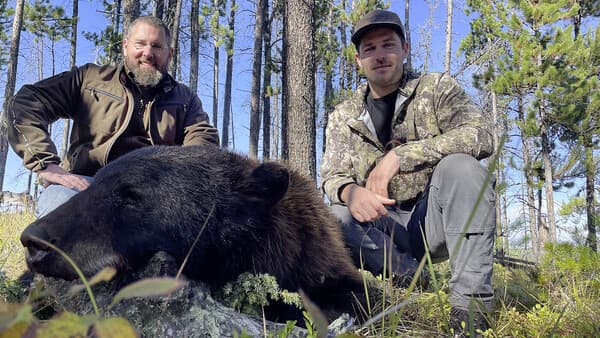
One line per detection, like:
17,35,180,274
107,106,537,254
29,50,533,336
330,153,496,311
35,176,94,218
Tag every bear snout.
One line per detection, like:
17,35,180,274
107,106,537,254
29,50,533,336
21,223,51,250
21,225,55,273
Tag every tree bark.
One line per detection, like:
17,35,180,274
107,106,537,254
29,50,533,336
283,0,316,178
404,0,411,70
61,0,79,160
518,94,540,259
167,0,182,79
322,4,335,154
122,0,140,34
221,0,236,149
248,0,264,158
338,0,347,90
153,0,164,20
261,0,272,159
444,0,453,73
211,0,222,130
189,0,200,94
584,143,597,251
0,0,25,191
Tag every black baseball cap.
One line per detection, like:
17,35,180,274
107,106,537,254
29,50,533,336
351,9,405,46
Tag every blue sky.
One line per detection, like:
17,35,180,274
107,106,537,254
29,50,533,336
2,0,474,193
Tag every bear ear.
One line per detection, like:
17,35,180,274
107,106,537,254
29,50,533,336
238,162,289,207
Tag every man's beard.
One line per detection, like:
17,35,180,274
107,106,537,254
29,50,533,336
126,56,166,87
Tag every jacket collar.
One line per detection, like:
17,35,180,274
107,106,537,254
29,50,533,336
348,67,422,145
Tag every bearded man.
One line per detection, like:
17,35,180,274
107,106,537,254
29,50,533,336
5,16,219,217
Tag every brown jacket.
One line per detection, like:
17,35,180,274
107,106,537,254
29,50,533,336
5,63,219,175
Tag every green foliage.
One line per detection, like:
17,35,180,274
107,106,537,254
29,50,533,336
0,0,11,68
22,0,71,42
215,272,302,317
538,243,600,290
0,271,26,303
82,0,122,65
493,263,541,311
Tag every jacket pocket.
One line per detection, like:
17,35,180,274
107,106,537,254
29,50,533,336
84,86,123,102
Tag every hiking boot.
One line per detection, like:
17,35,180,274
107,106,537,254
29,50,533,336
449,307,490,337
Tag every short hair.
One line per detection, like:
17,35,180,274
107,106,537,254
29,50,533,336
126,16,171,46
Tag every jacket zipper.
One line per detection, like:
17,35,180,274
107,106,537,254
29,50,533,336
84,86,123,102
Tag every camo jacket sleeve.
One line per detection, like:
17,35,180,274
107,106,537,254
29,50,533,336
391,73,494,173
320,87,367,205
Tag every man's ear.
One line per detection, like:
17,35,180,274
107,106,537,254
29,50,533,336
122,39,128,57
355,51,363,69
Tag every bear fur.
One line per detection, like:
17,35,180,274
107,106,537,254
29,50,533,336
20,145,368,322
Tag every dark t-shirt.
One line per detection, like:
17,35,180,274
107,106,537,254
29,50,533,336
366,90,397,145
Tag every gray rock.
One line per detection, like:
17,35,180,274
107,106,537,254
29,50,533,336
31,252,309,337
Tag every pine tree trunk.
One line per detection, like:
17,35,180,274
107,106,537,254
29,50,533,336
491,90,504,254
122,0,140,33
322,4,335,154
584,143,597,251
261,0,272,159
221,0,236,149
248,0,264,158
189,0,200,94
0,0,25,191
535,45,556,244
272,75,280,159
61,0,79,160
338,0,347,90
109,0,122,65
167,0,182,79
283,0,316,178
518,94,540,259
540,129,556,242
444,0,453,73
210,0,221,128
404,0,411,70
153,0,164,20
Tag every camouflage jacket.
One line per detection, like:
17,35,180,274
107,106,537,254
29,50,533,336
320,71,494,205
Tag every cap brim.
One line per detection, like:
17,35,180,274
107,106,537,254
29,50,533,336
351,23,404,45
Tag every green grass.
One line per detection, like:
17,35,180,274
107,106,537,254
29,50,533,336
0,211,33,281
1,212,599,337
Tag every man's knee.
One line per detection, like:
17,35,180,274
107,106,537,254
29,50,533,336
36,185,79,218
433,153,487,184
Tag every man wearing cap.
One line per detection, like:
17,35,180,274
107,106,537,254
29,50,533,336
320,9,496,335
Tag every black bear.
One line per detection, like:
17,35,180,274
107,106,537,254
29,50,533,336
20,145,368,322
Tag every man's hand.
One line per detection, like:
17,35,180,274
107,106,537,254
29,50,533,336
38,164,90,191
341,184,395,222
365,150,401,199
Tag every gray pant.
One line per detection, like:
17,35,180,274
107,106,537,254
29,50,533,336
35,176,94,218
331,153,495,311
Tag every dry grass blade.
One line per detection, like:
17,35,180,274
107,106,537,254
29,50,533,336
298,289,329,338
110,277,187,307
68,267,117,296
176,204,215,280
